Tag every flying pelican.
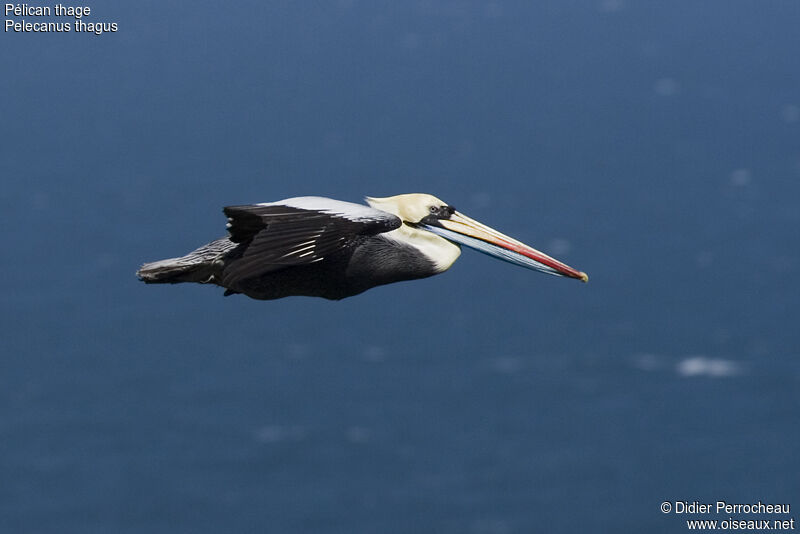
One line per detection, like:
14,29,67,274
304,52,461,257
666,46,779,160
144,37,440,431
136,194,588,300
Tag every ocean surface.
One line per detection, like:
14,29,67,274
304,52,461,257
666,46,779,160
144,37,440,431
2,2,798,532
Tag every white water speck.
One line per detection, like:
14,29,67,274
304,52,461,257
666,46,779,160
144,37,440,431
285,343,311,360
780,104,799,124
632,353,663,372
599,0,624,12
345,426,371,443
489,356,525,374
695,250,714,269
362,345,387,362
729,168,752,187
255,425,307,443
654,78,679,97
676,356,741,378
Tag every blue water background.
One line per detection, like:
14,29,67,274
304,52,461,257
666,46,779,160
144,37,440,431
1,2,798,532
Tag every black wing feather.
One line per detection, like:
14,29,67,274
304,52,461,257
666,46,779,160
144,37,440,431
221,202,400,286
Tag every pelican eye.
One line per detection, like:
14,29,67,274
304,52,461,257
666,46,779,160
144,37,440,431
429,205,454,218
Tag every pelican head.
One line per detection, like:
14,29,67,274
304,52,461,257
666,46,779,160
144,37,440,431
366,193,588,282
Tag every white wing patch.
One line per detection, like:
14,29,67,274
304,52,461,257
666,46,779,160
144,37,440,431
258,197,391,223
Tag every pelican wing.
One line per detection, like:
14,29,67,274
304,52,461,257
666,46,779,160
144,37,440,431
221,197,400,285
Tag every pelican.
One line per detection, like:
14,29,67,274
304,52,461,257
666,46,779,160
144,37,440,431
136,194,588,300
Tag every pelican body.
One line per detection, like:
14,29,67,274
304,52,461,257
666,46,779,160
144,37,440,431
137,194,587,300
